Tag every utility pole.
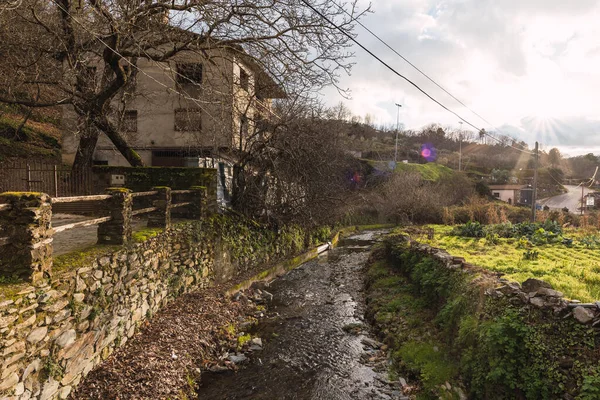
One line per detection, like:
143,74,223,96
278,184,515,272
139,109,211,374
394,103,402,163
581,184,585,215
458,121,463,171
531,141,539,222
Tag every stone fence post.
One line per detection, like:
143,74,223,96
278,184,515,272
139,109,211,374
148,187,171,228
0,192,53,283
189,186,207,219
98,188,132,245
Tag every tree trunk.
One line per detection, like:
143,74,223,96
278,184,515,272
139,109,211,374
93,115,144,167
72,123,100,173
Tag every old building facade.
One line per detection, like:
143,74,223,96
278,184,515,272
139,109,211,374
62,47,284,168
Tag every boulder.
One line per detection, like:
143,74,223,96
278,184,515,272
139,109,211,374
522,278,552,292
573,306,595,324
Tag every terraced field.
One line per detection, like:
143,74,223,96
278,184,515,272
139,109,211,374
404,225,600,302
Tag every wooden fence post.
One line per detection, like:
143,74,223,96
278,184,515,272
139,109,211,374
148,187,171,228
97,188,133,245
0,192,53,282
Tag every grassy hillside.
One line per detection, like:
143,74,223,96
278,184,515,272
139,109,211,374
394,162,454,181
0,113,62,161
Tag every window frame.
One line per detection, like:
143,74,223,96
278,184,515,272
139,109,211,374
122,109,138,133
176,63,203,85
174,108,202,132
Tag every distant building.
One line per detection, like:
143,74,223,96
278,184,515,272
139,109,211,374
489,184,528,205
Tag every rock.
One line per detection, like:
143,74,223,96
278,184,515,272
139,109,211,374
522,278,552,292
37,290,59,304
530,297,546,308
209,364,229,373
535,287,563,298
0,315,18,329
227,353,248,364
27,326,48,344
261,290,274,302
58,385,72,399
23,359,41,380
55,329,77,348
250,337,263,347
0,372,18,391
361,337,383,349
73,293,85,303
39,378,60,400
3,340,25,356
15,381,25,396
573,306,595,324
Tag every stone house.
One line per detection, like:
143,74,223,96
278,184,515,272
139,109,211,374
61,47,285,169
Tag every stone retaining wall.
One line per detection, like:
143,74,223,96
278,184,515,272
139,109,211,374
403,236,600,327
0,218,301,399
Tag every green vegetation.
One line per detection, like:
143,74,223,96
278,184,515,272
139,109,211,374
53,245,120,274
403,224,600,302
0,113,62,161
132,227,164,243
394,162,454,182
366,236,600,399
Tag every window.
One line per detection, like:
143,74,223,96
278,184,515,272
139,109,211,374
174,108,202,131
176,63,202,85
240,68,249,92
493,192,500,198
122,110,138,132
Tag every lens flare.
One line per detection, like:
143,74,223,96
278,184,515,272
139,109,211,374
420,143,437,162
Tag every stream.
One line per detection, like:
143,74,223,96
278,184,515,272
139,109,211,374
195,231,408,400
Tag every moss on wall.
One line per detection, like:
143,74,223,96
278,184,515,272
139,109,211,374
92,166,217,192
367,234,600,399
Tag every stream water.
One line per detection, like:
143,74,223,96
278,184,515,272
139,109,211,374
195,231,408,400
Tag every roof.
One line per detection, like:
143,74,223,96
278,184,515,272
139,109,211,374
489,185,528,190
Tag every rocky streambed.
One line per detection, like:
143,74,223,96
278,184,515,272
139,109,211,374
196,231,409,400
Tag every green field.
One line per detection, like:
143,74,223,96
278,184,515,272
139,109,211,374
404,225,600,302
394,162,454,181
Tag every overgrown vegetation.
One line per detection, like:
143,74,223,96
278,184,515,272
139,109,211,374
404,224,600,302
366,236,600,399
0,113,62,161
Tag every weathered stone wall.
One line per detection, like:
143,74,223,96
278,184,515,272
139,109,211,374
0,217,304,399
404,237,600,326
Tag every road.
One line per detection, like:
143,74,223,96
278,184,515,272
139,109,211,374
538,185,594,212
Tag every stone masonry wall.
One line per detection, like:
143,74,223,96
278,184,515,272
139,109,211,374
403,236,600,328
0,218,299,399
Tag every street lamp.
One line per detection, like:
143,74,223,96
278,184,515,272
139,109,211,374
394,103,402,163
458,121,463,171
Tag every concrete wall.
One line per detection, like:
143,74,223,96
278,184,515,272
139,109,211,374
491,189,518,204
0,216,307,399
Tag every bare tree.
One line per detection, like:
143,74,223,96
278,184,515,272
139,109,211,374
0,0,367,171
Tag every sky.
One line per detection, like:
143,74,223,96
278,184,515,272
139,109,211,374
322,0,600,157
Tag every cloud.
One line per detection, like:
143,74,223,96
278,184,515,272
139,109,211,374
323,0,600,155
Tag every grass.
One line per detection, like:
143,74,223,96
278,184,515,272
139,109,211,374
0,113,62,161
404,225,600,302
394,162,454,182
366,257,459,398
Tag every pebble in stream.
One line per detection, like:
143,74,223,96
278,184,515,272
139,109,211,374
196,231,409,400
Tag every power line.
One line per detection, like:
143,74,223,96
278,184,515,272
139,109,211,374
327,0,533,155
